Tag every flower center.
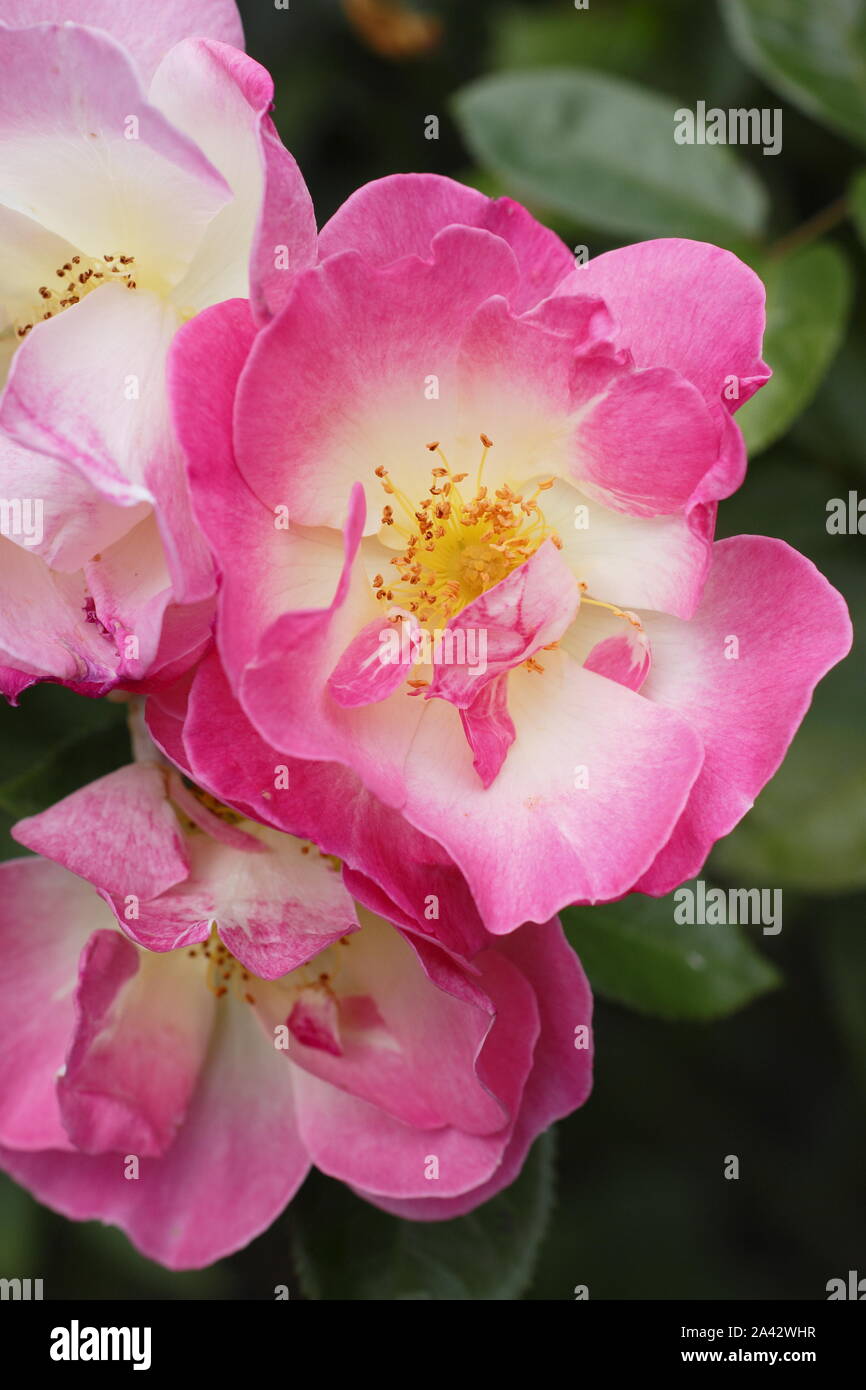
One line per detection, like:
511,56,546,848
186,925,353,1008
372,435,562,627
15,250,137,340
187,928,258,1004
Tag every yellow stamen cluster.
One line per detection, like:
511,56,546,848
15,251,137,339
184,923,354,1016
373,435,561,626
187,934,340,1005
187,927,256,1005
578,581,644,629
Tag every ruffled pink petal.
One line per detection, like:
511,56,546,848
2,289,214,606
292,1069,509,1200
0,510,207,695
453,293,718,517
398,652,705,932
540,479,713,621
143,675,193,766
569,356,720,517
0,23,230,276
58,929,214,1158
0,664,35,703
0,997,308,1270
80,514,174,681
360,917,593,1218
263,913,534,1134
0,859,106,1151
18,750,362,972
288,991,343,1057
13,763,189,900
689,403,748,507
1,289,156,501
149,39,316,322
125,828,361,978
233,230,521,531
0,535,119,688
459,674,516,788
520,290,616,342
0,1,245,85
328,612,421,708
562,238,770,412
636,536,853,894
239,485,432,810
0,417,148,573
126,594,215,693
584,618,651,692
319,172,575,312
166,298,285,681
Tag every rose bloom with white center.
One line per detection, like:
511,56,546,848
0,0,315,700
0,755,592,1269
164,174,852,936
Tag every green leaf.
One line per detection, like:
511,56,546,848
0,687,129,851
291,1130,555,1300
711,459,866,892
850,167,866,247
823,906,866,1098
490,2,665,80
737,242,852,455
708,638,866,891
0,684,124,779
722,0,866,149
0,723,131,821
562,893,780,1021
789,310,866,483
0,1175,39,1273
451,68,768,244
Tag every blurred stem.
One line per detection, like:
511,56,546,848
126,695,160,764
769,195,849,259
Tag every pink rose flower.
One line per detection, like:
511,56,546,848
0,757,592,1269
0,0,315,698
168,175,853,935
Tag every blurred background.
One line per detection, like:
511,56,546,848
1,0,864,1299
